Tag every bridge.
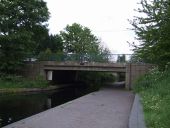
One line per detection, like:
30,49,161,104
23,54,154,89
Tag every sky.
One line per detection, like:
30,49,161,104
44,0,140,54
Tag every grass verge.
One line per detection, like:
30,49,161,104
133,67,170,128
0,75,48,89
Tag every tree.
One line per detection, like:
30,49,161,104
0,0,50,74
60,23,110,62
130,0,170,68
117,54,126,63
36,34,64,61
60,23,100,54
36,34,63,54
97,47,111,62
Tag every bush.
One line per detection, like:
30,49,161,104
0,74,23,82
0,74,48,89
133,67,164,91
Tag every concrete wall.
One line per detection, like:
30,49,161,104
21,62,46,80
126,63,154,89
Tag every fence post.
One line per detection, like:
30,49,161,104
125,63,132,90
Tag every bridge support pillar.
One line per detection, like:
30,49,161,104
125,63,131,90
46,71,53,81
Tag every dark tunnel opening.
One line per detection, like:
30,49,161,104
52,70,78,84
49,70,126,89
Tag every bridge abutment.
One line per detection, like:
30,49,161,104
125,63,154,89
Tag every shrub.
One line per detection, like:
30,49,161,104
0,74,48,89
134,67,170,128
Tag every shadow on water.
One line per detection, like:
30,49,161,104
0,85,90,127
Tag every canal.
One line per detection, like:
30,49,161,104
0,85,90,127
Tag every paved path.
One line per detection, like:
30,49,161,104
3,89,134,128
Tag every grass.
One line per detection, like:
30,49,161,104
134,67,170,128
0,75,48,89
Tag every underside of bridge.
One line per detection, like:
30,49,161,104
47,69,126,89
52,70,77,84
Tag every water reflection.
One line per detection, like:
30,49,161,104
0,85,89,127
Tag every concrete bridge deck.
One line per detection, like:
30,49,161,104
3,89,134,128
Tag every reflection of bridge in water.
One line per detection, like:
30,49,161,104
24,54,154,89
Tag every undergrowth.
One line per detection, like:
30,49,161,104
134,67,170,128
0,74,48,89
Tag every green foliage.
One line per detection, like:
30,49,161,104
0,74,48,89
134,67,164,91
117,54,126,63
60,23,110,62
38,50,65,61
134,67,170,128
60,23,100,54
36,34,63,55
98,47,111,62
32,75,48,87
0,31,34,73
0,74,22,82
0,0,49,74
130,0,170,68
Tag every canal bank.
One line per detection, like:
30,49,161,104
0,84,82,94
0,85,90,127
0,86,58,93
3,88,134,128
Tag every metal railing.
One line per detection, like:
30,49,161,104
37,53,132,63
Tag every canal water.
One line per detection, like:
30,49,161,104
0,85,90,127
